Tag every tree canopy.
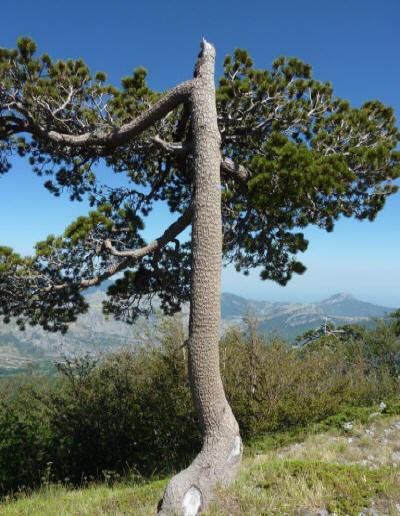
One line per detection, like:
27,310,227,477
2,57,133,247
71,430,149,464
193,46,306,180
1,37,399,332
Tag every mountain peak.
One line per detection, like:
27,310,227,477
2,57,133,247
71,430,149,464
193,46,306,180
321,292,356,304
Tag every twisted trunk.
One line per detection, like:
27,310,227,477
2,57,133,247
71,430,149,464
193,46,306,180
158,40,242,516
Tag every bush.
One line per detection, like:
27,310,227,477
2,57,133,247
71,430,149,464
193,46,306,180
0,315,398,496
222,319,399,439
44,320,199,483
0,378,51,494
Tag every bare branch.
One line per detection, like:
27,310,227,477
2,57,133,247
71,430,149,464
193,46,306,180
76,257,131,289
149,136,251,183
49,205,193,291
151,135,191,155
14,80,195,149
221,157,250,182
103,206,192,258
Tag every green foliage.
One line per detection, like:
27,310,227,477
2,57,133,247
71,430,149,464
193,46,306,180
103,242,192,323
0,317,398,497
0,247,26,274
0,241,88,332
1,38,399,329
389,309,400,337
0,36,161,201
297,317,400,376
44,328,199,484
222,326,399,438
0,378,51,495
3,413,400,515
0,318,200,496
218,50,399,284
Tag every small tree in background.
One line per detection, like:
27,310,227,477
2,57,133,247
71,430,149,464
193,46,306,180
0,37,399,513
390,310,400,336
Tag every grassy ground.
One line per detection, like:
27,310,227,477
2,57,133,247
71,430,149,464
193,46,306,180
0,481,167,516
208,415,400,515
1,413,400,515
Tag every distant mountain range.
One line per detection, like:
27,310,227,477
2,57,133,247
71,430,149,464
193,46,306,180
221,292,393,341
0,289,394,375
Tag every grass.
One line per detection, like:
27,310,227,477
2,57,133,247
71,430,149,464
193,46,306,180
207,414,400,515
1,410,400,515
208,460,399,515
0,480,167,515
244,402,400,456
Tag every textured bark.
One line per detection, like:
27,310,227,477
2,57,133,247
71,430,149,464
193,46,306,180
19,80,195,148
158,40,242,516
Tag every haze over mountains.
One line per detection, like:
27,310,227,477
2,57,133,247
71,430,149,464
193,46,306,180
221,292,393,340
0,288,394,374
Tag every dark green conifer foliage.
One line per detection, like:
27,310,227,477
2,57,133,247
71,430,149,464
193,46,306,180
0,39,399,330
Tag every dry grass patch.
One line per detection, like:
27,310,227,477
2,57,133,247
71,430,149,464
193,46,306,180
208,459,400,515
208,417,400,516
276,417,400,469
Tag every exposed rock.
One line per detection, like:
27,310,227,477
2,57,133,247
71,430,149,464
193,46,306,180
379,402,387,412
343,421,353,431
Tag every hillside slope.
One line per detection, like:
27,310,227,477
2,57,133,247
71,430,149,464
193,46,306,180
1,414,399,515
0,290,393,373
221,292,393,340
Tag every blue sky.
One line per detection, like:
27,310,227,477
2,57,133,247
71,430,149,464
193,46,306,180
0,0,399,306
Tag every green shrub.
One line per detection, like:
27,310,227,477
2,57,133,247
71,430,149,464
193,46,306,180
0,379,51,494
0,315,398,496
41,318,200,484
222,321,398,439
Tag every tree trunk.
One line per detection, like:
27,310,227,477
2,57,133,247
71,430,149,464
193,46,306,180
158,41,242,515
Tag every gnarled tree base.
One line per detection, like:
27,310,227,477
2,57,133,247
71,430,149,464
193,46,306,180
158,412,242,515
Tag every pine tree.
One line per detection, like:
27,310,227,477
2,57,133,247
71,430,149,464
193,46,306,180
1,37,399,514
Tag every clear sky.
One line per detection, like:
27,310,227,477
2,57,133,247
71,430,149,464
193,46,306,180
0,0,399,307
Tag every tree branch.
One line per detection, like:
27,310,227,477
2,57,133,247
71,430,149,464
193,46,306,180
15,80,195,148
103,206,192,258
150,135,251,183
221,157,250,182
174,102,190,142
48,205,193,291
151,135,191,155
